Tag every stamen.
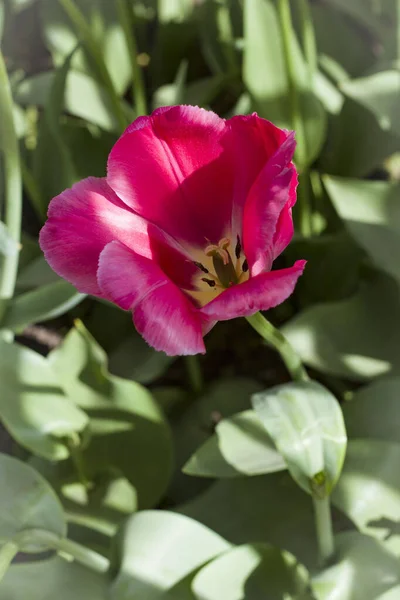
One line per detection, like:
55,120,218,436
242,259,249,272
235,235,242,259
201,277,216,288
194,261,209,274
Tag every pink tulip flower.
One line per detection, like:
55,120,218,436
40,106,305,356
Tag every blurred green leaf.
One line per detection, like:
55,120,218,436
312,532,400,600
332,439,400,555
49,321,174,509
0,2,4,42
183,409,286,478
40,0,131,96
171,377,262,504
344,377,400,442
179,471,328,569
0,454,66,551
0,222,19,258
16,70,121,132
3,281,85,331
324,176,400,283
342,71,400,137
192,543,312,600
153,60,187,109
252,381,346,495
0,556,108,599
0,340,89,460
283,270,400,381
17,255,61,289
110,510,230,600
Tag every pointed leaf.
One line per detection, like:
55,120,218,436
252,381,347,495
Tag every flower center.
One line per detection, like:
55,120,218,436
188,236,249,306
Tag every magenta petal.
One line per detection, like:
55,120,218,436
272,169,298,260
200,260,306,321
97,241,205,356
242,133,297,276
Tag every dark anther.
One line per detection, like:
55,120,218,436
194,261,209,273
235,235,242,259
242,259,249,272
201,277,216,287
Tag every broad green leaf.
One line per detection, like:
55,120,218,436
180,471,337,569
312,532,400,600
40,0,131,95
171,377,262,504
183,409,286,478
3,281,85,331
49,321,173,509
283,270,400,381
192,543,312,600
342,71,400,137
252,381,347,496
378,586,400,600
0,340,89,460
110,511,230,600
343,377,400,442
0,454,66,551
0,556,107,599
16,70,120,132
324,176,400,283
332,439,400,555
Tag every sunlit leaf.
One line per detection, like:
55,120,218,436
312,532,400,600
0,454,66,551
0,340,89,460
110,511,230,600
192,543,312,600
0,556,107,599
252,381,347,495
183,409,286,478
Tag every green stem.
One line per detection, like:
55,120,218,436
53,537,109,573
246,312,308,382
216,0,237,73
0,49,22,324
20,157,46,222
298,170,313,237
67,433,91,490
297,0,317,84
0,541,19,582
116,0,147,116
313,495,335,564
185,355,204,395
58,0,128,131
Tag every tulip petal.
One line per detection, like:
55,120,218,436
97,241,205,356
200,260,306,321
272,169,298,260
39,177,196,296
242,133,297,276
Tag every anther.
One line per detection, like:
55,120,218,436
201,278,216,288
194,261,209,274
235,235,242,259
242,259,249,272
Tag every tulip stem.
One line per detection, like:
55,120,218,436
0,49,22,325
246,312,308,382
313,495,335,564
185,355,204,395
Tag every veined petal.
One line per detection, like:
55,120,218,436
242,133,297,276
200,260,306,321
272,169,298,260
39,177,196,296
97,241,205,356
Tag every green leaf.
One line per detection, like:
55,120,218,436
0,556,107,599
171,377,262,504
192,543,312,600
342,71,400,137
252,381,347,496
3,281,85,331
312,532,400,600
344,377,400,442
332,439,400,555
0,222,18,258
0,340,89,460
17,255,61,289
0,454,66,551
110,510,230,600
153,60,188,109
282,270,400,381
324,176,400,283
183,409,286,478
49,321,174,509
